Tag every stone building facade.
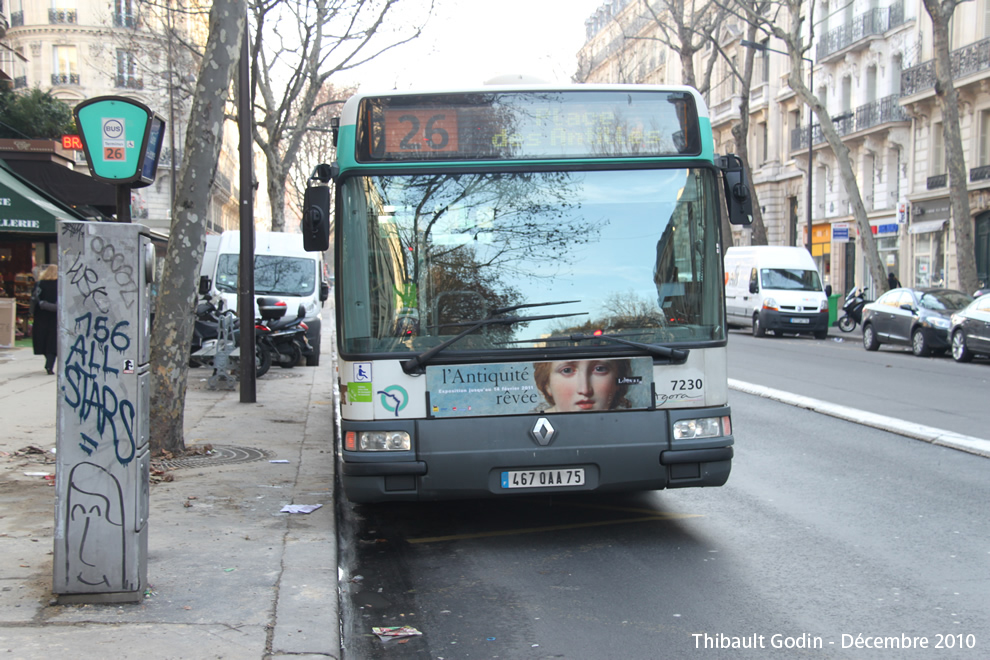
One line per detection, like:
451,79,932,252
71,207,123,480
579,0,990,296
0,0,265,236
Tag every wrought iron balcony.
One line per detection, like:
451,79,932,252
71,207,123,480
114,14,139,28
927,174,947,190
970,165,990,182
817,1,905,60
854,95,909,129
901,36,990,96
10,10,22,27
51,73,80,86
48,8,77,24
790,95,908,151
13,76,26,89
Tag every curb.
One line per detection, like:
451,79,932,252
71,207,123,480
729,378,990,458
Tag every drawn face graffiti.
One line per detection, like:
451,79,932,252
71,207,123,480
64,462,126,590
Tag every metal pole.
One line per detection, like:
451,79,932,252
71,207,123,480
116,185,131,223
807,63,813,255
238,21,256,403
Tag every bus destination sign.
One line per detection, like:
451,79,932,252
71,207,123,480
361,90,701,162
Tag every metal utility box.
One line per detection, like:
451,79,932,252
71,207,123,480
53,220,154,603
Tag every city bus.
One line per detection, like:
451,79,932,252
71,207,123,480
302,84,753,502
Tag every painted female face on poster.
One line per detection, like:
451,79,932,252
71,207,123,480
533,359,633,412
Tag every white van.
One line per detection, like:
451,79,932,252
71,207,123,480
205,231,329,365
724,246,829,338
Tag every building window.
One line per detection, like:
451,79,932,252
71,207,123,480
932,122,946,175
760,38,770,84
759,121,768,163
115,0,138,28
116,50,143,89
52,45,79,86
980,110,990,166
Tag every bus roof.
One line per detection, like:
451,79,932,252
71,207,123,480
337,84,710,128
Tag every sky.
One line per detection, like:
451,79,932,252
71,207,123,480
339,0,608,91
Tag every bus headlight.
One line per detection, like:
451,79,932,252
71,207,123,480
346,431,411,451
673,417,728,440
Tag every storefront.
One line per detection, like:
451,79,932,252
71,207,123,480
0,160,87,341
871,219,901,286
909,198,951,289
811,222,831,287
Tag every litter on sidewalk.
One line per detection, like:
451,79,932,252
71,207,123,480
280,504,322,514
372,626,422,642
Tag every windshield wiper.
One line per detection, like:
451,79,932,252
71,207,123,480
569,332,688,361
507,331,689,362
401,300,585,375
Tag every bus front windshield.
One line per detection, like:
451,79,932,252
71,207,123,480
338,168,724,355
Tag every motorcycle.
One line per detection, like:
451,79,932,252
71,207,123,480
256,297,313,369
837,287,868,333
189,295,273,377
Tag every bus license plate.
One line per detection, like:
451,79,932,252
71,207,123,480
501,468,585,489
790,317,810,324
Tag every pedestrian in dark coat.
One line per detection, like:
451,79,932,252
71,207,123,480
887,272,900,289
32,265,58,375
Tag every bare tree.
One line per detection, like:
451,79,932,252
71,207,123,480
628,0,769,246
921,0,980,293
727,0,888,290
725,19,769,246
286,82,356,228
249,0,432,232
150,0,246,455
639,0,722,94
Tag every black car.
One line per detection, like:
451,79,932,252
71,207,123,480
862,287,974,356
949,293,990,362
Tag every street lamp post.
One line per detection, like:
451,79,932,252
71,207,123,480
741,40,814,254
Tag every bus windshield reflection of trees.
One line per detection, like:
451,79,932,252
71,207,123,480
338,168,725,354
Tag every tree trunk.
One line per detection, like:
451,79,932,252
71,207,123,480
149,0,246,456
813,104,887,292
783,54,887,292
924,0,980,293
730,22,768,246
268,158,287,232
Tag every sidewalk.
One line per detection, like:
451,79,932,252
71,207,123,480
0,337,339,659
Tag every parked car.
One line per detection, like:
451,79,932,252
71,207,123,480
862,287,974,356
949,294,990,362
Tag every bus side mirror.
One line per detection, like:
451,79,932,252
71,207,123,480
302,163,335,252
199,275,211,296
719,154,754,226
320,280,329,302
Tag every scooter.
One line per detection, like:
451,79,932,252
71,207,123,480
189,295,273,377
837,287,868,333
256,298,313,369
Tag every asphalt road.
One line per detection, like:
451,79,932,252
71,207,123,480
338,334,989,659
726,328,989,440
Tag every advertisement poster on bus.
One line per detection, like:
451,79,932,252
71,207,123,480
426,357,654,418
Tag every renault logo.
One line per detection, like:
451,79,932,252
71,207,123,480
530,417,556,446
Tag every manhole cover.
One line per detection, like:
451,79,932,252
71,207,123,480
156,444,275,470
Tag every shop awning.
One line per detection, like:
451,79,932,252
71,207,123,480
2,159,116,216
909,219,948,235
0,160,87,234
